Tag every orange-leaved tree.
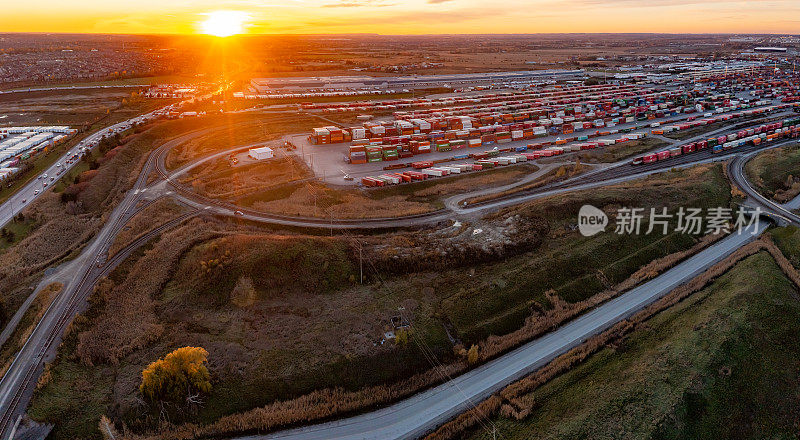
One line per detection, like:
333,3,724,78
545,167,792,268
140,346,212,402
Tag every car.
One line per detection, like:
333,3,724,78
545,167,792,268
34,190,39,195
42,182,48,188
21,199,26,203
42,173,47,178
234,210,244,216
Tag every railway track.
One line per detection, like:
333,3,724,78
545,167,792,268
0,107,797,439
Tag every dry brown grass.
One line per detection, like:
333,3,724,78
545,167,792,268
424,396,503,440
252,183,435,219
0,193,101,306
475,232,723,363
163,114,320,171
123,228,723,440
0,282,62,379
184,156,312,202
108,198,188,257
411,166,533,198
138,362,469,440
249,166,535,219
466,162,587,205
424,237,800,440
76,218,217,366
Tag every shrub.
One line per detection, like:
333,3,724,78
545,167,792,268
140,347,212,403
467,345,479,365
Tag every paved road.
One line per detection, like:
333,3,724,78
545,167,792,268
0,130,204,439
154,122,799,230
0,111,161,228
727,149,800,225
0,97,796,439
245,222,777,440
243,142,800,440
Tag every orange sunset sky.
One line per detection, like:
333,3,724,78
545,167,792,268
1,0,799,35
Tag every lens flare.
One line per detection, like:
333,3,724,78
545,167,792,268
199,11,248,37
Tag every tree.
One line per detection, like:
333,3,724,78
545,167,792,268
140,347,211,403
467,344,480,365
394,327,410,347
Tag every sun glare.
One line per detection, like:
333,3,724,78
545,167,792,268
199,11,248,37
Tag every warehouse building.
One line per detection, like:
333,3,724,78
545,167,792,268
248,70,585,93
754,47,788,53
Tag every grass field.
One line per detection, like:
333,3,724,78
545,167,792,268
242,164,537,218
0,216,36,249
469,252,800,440
163,112,322,171
448,164,731,342
0,283,61,379
182,155,313,201
1,75,201,91
745,142,800,203
769,225,800,268
572,137,670,163
27,164,734,440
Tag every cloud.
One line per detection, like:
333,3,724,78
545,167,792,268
321,0,395,7
304,6,508,27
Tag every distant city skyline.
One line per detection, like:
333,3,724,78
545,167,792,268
1,0,800,35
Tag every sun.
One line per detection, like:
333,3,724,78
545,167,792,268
199,11,249,37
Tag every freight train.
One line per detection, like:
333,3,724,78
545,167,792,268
631,116,800,165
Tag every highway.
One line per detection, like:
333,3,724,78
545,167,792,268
0,110,163,228
0,122,205,439
246,220,771,440
727,149,800,225
243,145,800,440
0,99,797,439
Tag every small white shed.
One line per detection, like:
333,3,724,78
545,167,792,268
248,146,274,160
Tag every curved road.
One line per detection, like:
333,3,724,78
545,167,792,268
242,143,800,440
0,106,797,439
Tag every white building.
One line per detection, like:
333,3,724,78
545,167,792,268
248,146,274,160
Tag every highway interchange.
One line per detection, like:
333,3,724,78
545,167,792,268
0,94,798,439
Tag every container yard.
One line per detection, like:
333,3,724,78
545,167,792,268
290,68,800,186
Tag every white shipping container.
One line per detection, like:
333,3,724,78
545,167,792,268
351,128,366,140
380,174,401,184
